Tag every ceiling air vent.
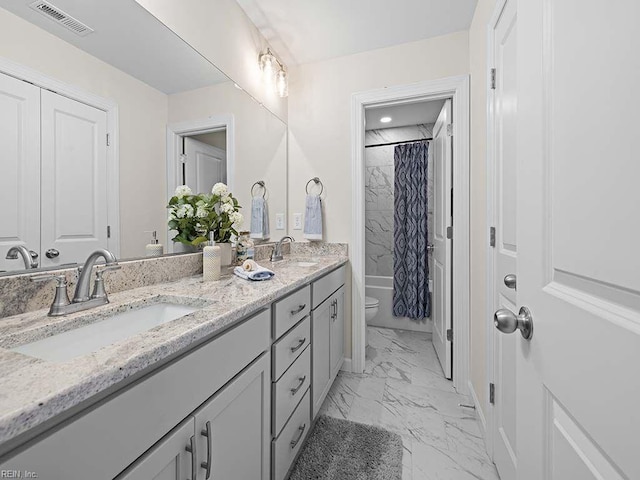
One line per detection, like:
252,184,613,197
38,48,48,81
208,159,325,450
29,1,94,37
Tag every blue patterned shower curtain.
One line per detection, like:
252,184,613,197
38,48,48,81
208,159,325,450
393,141,431,319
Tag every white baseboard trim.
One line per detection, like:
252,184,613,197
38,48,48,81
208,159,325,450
340,357,352,373
468,380,487,441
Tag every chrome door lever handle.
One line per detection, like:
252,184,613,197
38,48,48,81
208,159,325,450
494,306,533,340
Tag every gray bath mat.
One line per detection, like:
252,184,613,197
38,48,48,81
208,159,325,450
288,415,403,480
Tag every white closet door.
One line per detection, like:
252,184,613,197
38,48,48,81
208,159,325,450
432,99,453,379
40,90,108,267
0,72,41,273
184,137,226,194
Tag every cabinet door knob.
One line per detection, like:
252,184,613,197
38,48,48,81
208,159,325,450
290,376,307,395
290,423,307,449
290,338,306,353
200,420,212,479
290,304,306,315
185,435,197,480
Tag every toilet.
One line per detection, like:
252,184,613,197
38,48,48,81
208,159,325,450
365,296,380,346
365,296,380,323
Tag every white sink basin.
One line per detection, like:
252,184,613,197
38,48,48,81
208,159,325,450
295,261,318,267
11,303,198,362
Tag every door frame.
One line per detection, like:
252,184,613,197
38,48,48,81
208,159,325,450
485,0,511,459
350,75,471,395
0,56,120,258
166,115,235,251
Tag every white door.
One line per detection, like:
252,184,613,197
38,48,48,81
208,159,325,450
184,137,226,194
489,0,518,478
432,99,453,379
40,90,108,268
510,1,640,479
0,72,40,272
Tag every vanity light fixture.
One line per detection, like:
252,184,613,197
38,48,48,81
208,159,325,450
380,116,392,123
259,48,288,98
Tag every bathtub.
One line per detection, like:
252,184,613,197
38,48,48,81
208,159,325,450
365,275,432,333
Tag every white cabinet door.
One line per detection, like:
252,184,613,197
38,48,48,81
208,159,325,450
432,99,453,379
40,90,108,267
194,353,270,480
514,1,640,479
0,72,40,272
312,299,331,417
184,137,226,194
330,286,345,377
117,418,195,480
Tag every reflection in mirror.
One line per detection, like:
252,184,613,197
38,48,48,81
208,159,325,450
0,0,287,276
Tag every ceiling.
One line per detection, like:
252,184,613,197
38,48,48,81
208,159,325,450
0,0,228,94
365,100,445,130
236,0,478,65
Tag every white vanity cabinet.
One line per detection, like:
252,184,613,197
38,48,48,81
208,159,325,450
311,266,346,418
0,309,271,480
119,354,271,480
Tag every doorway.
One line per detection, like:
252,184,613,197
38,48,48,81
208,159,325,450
351,75,470,395
166,115,235,252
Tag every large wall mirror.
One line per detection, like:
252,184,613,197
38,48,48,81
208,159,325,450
0,0,287,276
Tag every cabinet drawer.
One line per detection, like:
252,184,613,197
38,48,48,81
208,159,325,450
272,316,310,380
273,346,310,436
273,285,310,339
272,389,311,480
311,265,346,309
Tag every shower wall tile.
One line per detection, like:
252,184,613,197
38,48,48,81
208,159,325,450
365,124,434,277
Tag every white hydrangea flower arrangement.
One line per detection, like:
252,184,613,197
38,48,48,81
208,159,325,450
167,183,243,246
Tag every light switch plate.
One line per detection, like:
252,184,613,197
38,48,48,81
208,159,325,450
276,213,285,230
293,213,303,230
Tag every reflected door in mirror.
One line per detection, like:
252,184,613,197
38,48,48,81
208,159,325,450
0,72,40,273
183,136,226,193
40,91,109,268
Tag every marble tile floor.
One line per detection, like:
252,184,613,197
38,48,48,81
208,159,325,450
319,326,500,480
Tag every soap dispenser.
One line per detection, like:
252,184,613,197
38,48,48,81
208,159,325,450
145,231,164,257
203,232,221,281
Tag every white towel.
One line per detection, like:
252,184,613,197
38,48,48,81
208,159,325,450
233,264,275,281
250,197,270,240
303,194,323,241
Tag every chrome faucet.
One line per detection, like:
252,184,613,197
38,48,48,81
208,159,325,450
31,249,120,316
6,245,38,269
73,249,119,302
271,236,295,262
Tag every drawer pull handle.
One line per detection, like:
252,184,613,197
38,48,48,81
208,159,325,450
290,375,307,395
185,435,197,480
200,420,212,479
290,423,307,449
290,304,306,315
290,338,306,353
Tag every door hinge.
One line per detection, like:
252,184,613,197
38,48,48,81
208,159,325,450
446,329,453,342
106,133,110,146
490,226,496,247
446,124,453,137
490,68,496,90
107,225,111,238
489,382,495,405
446,226,453,239
179,153,187,164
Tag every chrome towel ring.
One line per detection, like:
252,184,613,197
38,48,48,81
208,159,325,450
305,177,324,195
251,180,266,198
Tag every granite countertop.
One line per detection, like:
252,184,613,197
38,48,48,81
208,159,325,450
0,254,347,449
